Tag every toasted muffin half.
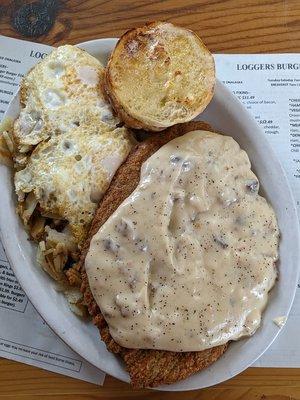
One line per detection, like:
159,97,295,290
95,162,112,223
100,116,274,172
104,21,215,131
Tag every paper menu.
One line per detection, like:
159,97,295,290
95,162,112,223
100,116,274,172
0,35,300,383
215,54,300,367
0,242,105,384
0,36,105,385
0,36,51,117
215,54,300,198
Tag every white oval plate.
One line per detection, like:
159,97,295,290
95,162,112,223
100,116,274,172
0,39,299,391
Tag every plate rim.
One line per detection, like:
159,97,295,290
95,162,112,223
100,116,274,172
0,37,299,391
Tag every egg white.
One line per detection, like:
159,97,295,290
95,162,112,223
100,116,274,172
15,123,134,243
13,45,119,152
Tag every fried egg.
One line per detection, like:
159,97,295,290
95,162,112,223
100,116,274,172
15,122,134,244
13,45,119,153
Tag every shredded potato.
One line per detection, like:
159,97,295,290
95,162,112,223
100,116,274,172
0,118,14,167
0,135,12,167
64,288,87,317
0,46,134,318
36,226,78,282
22,192,38,224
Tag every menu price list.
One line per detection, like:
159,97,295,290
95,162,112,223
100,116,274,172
216,54,300,367
0,261,28,313
216,55,300,194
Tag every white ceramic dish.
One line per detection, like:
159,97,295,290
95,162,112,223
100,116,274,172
0,38,299,391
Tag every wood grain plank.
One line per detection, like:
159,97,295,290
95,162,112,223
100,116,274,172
1,359,300,399
0,0,299,52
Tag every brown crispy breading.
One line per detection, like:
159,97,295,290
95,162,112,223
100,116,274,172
65,263,82,287
79,121,228,388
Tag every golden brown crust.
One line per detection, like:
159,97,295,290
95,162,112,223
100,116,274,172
80,121,228,388
105,22,215,132
104,23,168,131
104,22,163,131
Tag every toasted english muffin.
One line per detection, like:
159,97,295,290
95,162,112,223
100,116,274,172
78,121,227,388
105,22,215,131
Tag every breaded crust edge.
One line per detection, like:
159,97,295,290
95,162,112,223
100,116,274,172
79,121,228,388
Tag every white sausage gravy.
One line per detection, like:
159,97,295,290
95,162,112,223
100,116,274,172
85,130,279,352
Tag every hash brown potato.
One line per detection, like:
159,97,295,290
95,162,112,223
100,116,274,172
5,44,135,309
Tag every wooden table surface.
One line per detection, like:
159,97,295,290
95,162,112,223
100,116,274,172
0,0,300,399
